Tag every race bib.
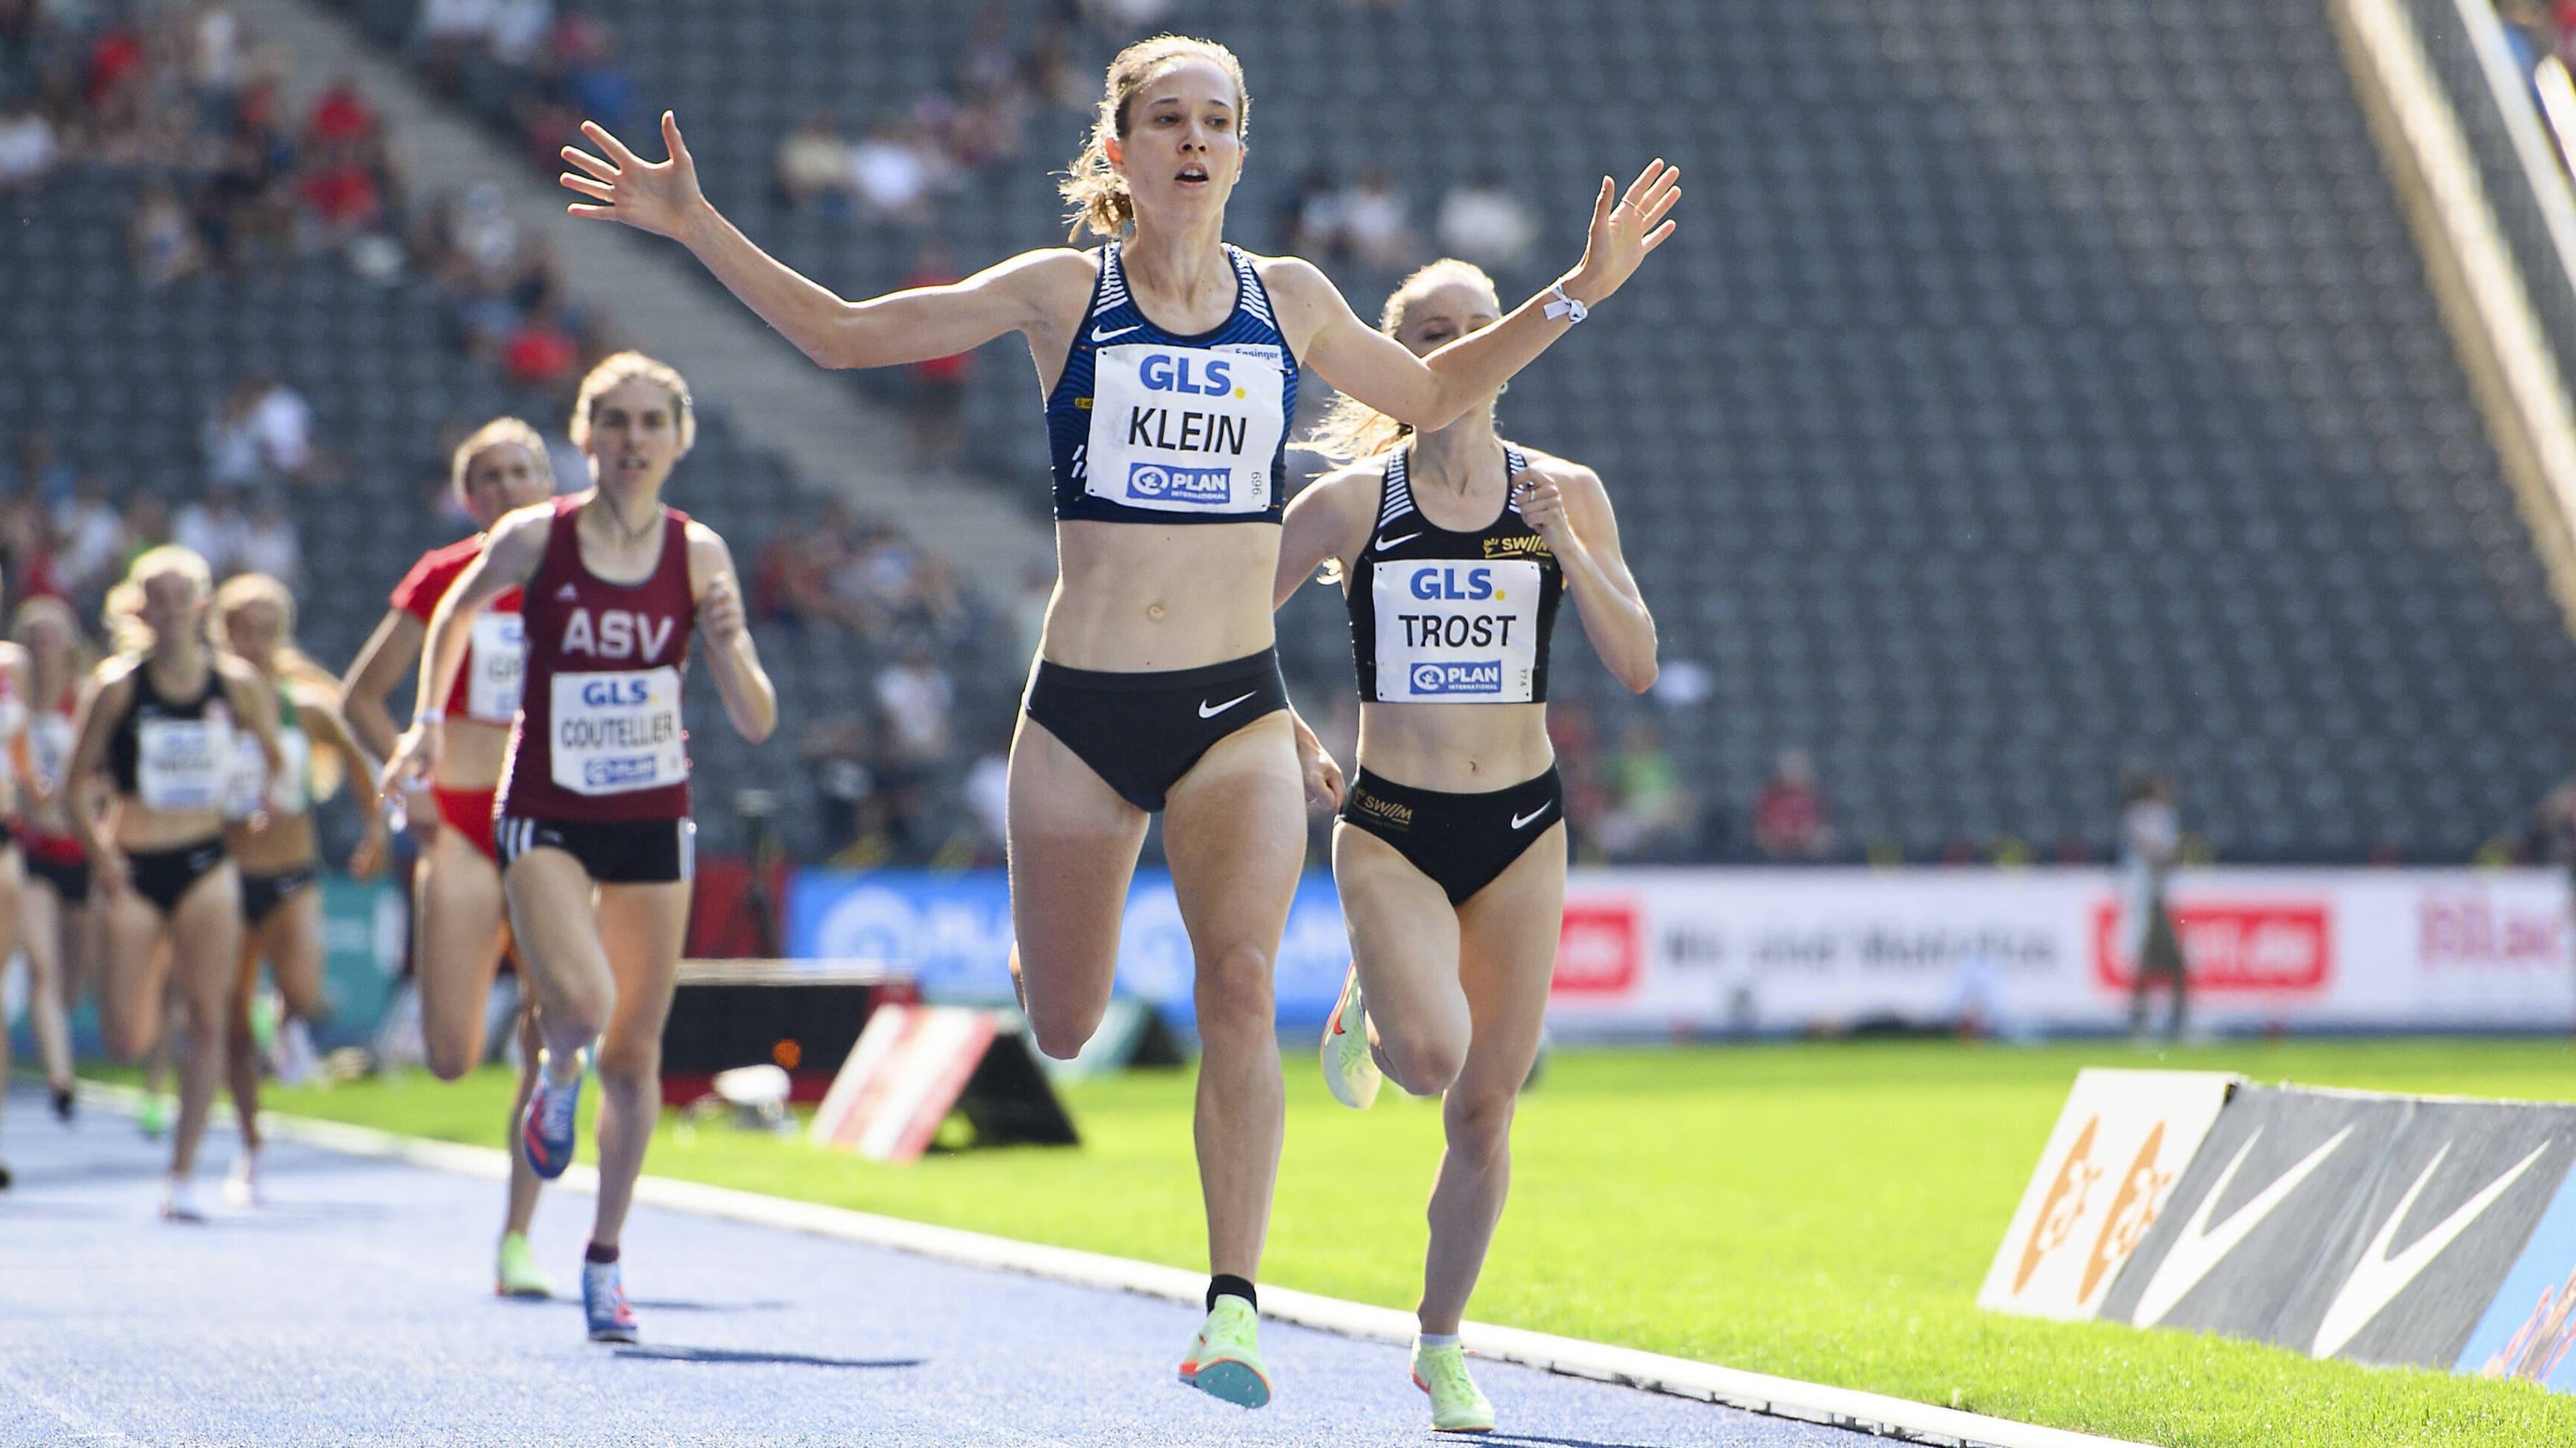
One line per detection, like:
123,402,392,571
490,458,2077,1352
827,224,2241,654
1371,560,1544,704
549,667,686,796
1083,344,1285,515
225,724,309,820
26,715,71,788
466,611,526,723
136,715,232,811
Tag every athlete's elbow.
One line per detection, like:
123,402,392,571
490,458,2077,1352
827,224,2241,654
1615,632,1660,694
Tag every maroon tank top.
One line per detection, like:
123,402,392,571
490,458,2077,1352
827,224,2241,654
498,494,696,822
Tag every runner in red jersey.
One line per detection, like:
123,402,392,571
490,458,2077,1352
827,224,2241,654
383,354,775,1344
341,418,558,1295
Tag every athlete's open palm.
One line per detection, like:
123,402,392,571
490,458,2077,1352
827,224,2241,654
1565,160,1682,304
560,112,705,240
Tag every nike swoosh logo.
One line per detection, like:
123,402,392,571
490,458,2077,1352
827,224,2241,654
1198,691,1257,719
1092,324,1143,342
2129,1125,2353,1328
1375,531,1421,551
2312,1141,2549,1357
1511,805,1551,829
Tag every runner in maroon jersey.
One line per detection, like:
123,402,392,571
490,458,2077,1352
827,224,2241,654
381,354,775,1344
342,418,559,1297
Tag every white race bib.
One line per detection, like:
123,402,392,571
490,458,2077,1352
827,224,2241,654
1370,559,1544,704
1082,343,1284,515
225,724,309,820
466,611,526,724
549,667,686,796
137,715,232,811
27,714,71,788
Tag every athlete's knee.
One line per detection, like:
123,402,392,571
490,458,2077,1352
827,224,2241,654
102,1012,153,1061
1025,994,1107,1059
1193,942,1278,1034
593,1036,660,1085
1378,1024,1468,1097
1014,945,1113,1058
1443,1084,1519,1158
421,1029,481,1082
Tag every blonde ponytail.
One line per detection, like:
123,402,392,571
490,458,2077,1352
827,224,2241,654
1058,35,1250,242
1305,258,1502,464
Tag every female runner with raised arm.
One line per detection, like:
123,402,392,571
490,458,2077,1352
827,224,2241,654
1275,259,1659,1434
381,353,777,1344
555,35,1676,1405
342,419,559,1296
11,596,95,1131
208,573,387,1205
68,546,283,1220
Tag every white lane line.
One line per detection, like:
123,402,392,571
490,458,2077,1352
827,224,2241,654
69,1080,2150,1448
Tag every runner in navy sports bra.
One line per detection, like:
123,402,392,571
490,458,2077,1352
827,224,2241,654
1275,260,1660,1434
559,34,1678,1405
383,353,776,1346
66,545,285,1222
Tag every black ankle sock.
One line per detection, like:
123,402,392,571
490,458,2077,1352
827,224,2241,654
584,1241,620,1264
1207,1274,1257,1312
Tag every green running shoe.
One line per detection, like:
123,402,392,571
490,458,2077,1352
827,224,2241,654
1179,1296,1272,1408
136,1093,172,1139
1412,1342,1496,1434
495,1231,554,1299
1319,964,1382,1110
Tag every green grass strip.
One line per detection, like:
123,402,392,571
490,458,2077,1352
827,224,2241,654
211,1037,2576,1447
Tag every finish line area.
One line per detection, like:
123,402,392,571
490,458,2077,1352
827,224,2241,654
0,1084,1871,1448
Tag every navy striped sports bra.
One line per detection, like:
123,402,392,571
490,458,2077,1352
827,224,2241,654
1044,243,1296,525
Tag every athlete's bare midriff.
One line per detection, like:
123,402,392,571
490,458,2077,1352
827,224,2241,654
229,810,316,874
1356,703,1555,794
1041,519,1282,672
433,717,512,792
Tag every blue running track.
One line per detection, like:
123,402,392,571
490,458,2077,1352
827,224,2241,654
0,1085,1871,1447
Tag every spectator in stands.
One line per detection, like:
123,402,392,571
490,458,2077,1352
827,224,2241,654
305,73,378,148
1021,20,1089,112
948,79,1029,172
775,109,856,214
1340,165,1418,272
1077,0,1176,34
1597,719,1696,861
750,500,855,631
899,553,973,648
964,734,1009,864
501,297,582,387
117,494,170,574
2120,771,2189,1043
1436,169,1537,270
904,242,974,468
1281,163,1343,261
189,4,244,113
555,15,637,139
203,372,316,488
874,639,954,775
850,116,938,226
833,521,919,640
297,134,385,242
52,473,124,599
130,174,205,285
0,485,62,600
798,712,883,860
0,98,56,190
175,485,251,577
1752,746,1833,861
235,491,301,587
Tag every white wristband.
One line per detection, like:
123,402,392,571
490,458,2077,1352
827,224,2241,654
1543,282,1588,324
415,708,444,727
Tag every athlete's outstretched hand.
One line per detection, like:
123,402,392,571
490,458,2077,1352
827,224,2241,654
560,112,707,240
379,719,443,805
1559,160,1681,306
